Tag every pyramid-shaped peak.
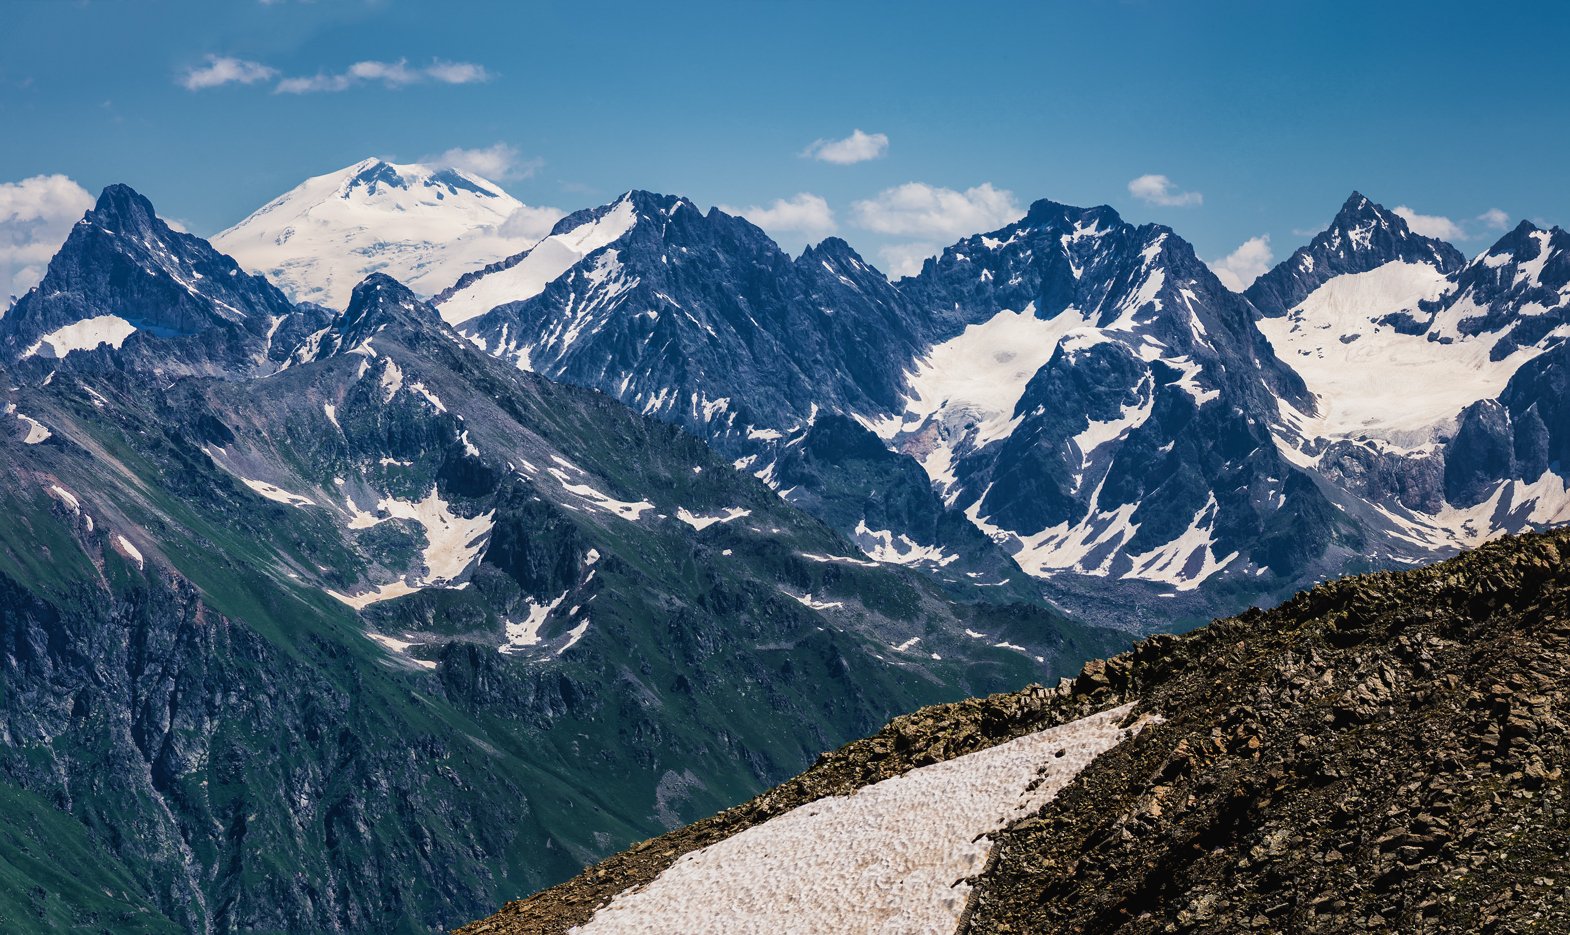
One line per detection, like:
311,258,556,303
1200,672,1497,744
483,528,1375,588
89,183,162,229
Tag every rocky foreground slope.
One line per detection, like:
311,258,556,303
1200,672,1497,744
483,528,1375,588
462,527,1570,933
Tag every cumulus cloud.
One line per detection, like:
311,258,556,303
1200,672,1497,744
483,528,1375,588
1127,174,1203,208
850,182,1020,280
496,204,566,241
802,129,889,165
0,174,95,303
180,55,277,91
851,182,1020,239
719,193,837,239
876,242,943,280
1476,208,1511,231
1392,205,1464,242
275,59,490,94
423,143,542,181
1209,234,1273,292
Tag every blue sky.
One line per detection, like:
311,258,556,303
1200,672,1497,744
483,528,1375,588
2,0,1568,291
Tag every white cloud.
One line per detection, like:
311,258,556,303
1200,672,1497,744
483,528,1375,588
1476,208,1511,231
876,242,943,279
1392,205,1464,242
275,59,490,94
1209,234,1273,292
496,204,566,241
851,182,1020,240
423,143,542,181
719,193,837,239
0,175,95,302
802,129,889,165
180,55,277,91
425,60,490,85
1127,174,1203,208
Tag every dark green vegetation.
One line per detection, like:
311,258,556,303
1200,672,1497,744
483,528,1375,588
469,527,1570,934
0,188,1117,932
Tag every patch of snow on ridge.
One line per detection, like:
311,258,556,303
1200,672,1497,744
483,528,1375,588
240,478,316,508
547,466,654,521
366,632,437,670
871,304,1090,450
21,315,137,359
439,194,639,325
790,592,844,611
113,534,144,569
852,519,958,566
676,506,750,531
500,592,567,653
47,485,80,513
1122,493,1238,591
1371,470,1570,555
10,408,51,444
328,487,494,609
571,703,1154,935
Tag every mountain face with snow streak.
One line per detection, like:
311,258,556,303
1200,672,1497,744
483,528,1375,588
214,159,559,309
880,199,1339,595
0,184,325,377
1246,192,1467,317
439,191,1031,588
1253,199,1570,562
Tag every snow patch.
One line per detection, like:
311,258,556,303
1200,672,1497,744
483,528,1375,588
113,534,144,568
852,519,958,566
21,315,137,359
676,506,751,531
500,592,567,653
572,703,1152,935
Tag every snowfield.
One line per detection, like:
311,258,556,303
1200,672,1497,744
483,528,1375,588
21,314,137,359
571,703,1153,935
1257,261,1544,444
215,158,556,309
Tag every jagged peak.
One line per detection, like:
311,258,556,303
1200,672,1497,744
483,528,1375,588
295,272,443,364
341,273,440,330
86,183,162,231
1023,197,1122,231
799,236,865,264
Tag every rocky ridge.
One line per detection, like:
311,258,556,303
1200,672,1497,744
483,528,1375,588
462,526,1570,933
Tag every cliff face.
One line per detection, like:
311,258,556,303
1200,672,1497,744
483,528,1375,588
464,527,1570,934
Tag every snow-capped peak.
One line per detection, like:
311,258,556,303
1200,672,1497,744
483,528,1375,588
433,192,642,325
214,158,562,309
1247,192,1467,318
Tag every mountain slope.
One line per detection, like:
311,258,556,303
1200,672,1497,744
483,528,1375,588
214,159,558,308
1245,192,1466,318
880,199,1338,598
462,526,1570,934
0,184,325,378
1251,197,1570,565
440,190,1024,590
0,186,1116,933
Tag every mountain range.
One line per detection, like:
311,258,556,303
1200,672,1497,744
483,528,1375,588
221,161,1569,625
0,183,1108,932
1,158,1567,932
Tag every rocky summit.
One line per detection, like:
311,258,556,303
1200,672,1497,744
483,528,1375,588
462,526,1570,934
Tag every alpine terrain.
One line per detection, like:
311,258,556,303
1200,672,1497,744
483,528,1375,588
0,184,1114,932
462,526,1570,934
224,173,1564,628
